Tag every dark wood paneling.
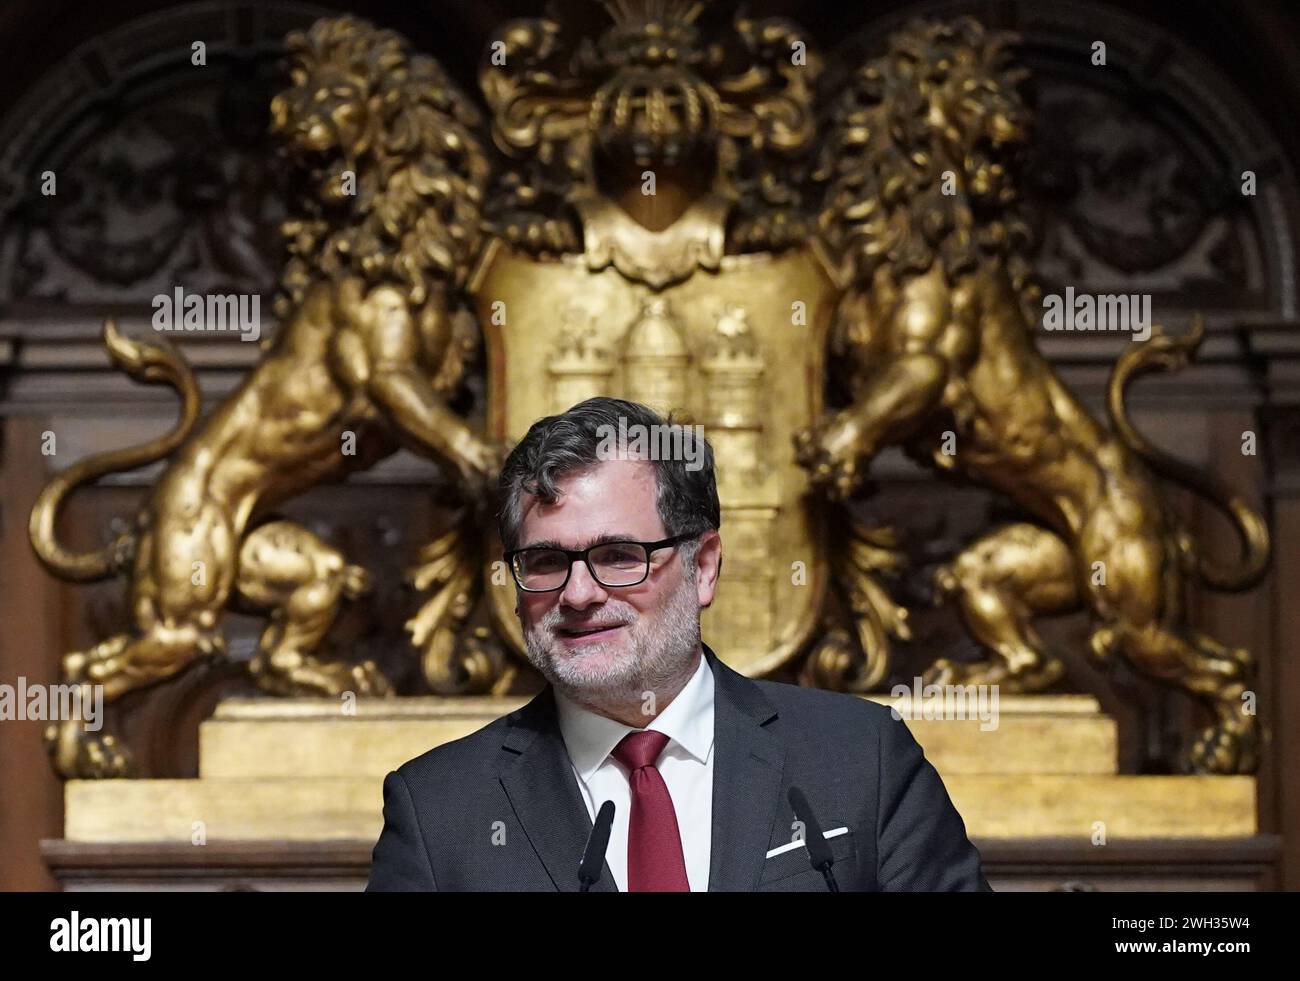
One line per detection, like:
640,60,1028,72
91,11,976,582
0,418,67,891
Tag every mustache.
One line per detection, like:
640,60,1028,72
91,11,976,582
538,606,637,632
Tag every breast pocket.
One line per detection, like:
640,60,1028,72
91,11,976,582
757,826,860,891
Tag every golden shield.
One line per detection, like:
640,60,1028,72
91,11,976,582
473,237,839,676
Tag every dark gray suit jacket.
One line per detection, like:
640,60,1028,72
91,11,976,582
367,645,991,891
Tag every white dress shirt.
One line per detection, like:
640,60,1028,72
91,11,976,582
554,650,715,891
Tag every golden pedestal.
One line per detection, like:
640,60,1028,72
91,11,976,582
62,693,1256,843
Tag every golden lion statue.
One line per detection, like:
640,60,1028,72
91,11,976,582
798,19,1270,774
30,18,500,776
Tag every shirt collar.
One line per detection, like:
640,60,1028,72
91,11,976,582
554,649,715,781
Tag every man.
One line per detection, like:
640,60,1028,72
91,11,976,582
367,397,991,891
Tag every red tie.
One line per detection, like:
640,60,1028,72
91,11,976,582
612,730,690,892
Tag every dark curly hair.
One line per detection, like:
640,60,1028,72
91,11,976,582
498,397,720,553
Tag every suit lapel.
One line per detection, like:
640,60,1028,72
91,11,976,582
704,646,787,891
497,688,617,892
496,646,787,893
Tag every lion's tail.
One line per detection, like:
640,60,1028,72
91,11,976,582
1106,314,1270,591
29,320,202,582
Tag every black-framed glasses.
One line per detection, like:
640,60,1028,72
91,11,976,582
504,534,695,592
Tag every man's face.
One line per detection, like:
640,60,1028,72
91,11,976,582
513,460,720,702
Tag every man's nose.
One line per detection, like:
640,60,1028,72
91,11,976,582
560,558,608,609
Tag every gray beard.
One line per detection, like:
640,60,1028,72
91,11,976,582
523,571,701,718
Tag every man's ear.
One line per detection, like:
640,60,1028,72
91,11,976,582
694,530,722,608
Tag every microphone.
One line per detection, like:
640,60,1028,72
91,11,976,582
578,800,616,892
787,786,840,893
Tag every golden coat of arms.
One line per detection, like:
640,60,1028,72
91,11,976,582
28,2,1269,778
475,232,838,674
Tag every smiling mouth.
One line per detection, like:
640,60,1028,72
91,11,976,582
557,624,626,644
